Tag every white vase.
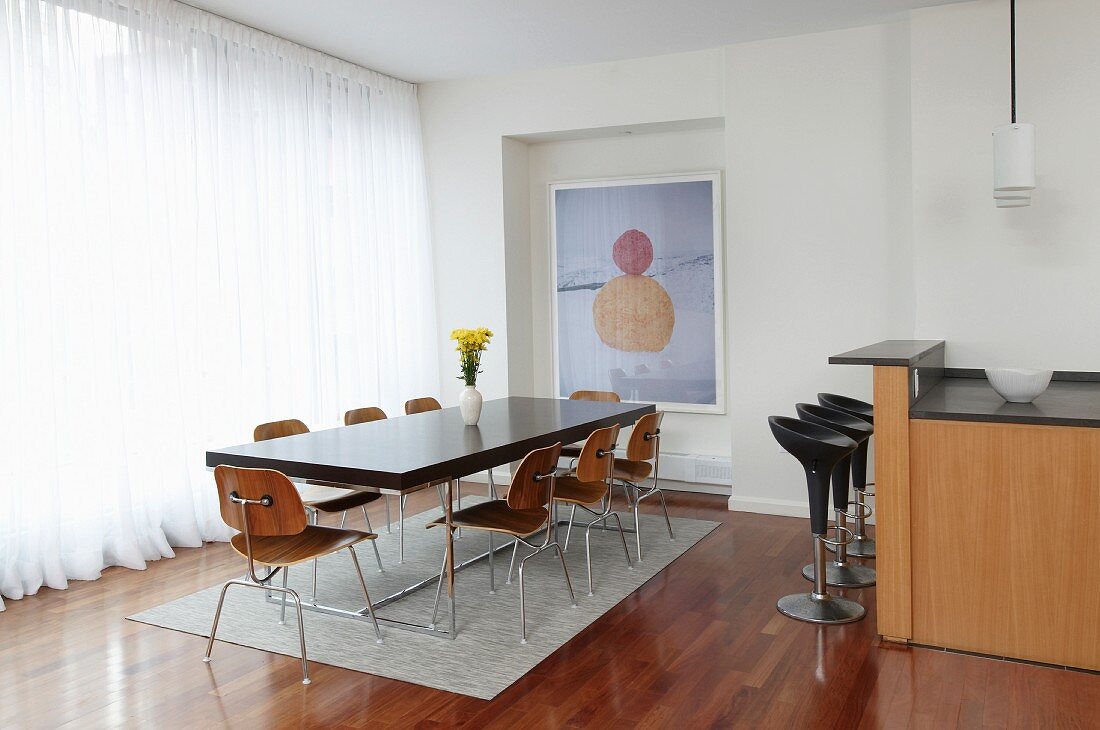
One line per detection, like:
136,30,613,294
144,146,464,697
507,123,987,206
459,385,483,426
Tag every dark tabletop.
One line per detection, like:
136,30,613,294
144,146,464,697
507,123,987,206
206,396,655,490
829,340,945,366
910,377,1100,428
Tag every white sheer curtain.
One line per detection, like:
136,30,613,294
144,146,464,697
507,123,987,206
0,0,438,609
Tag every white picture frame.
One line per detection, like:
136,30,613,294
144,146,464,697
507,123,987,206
549,171,725,415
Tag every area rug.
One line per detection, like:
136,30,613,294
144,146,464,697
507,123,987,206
129,498,720,699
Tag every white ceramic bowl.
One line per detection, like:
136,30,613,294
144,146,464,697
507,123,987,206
984,368,1053,403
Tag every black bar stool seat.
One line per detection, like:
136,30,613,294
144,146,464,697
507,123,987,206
796,403,875,588
818,393,876,558
768,416,865,624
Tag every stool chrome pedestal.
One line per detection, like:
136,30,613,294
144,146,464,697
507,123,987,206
796,403,875,588
819,393,876,558
779,531,866,624
768,416,867,625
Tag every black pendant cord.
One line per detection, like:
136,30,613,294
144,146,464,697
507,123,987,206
1010,0,1017,123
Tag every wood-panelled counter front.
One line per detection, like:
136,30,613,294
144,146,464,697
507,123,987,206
831,341,1100,671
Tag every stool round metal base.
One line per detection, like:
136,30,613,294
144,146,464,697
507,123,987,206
776,592,866,624
801,561,876,588
826,535,876,558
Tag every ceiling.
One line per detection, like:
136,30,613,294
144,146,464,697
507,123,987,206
184,0,971,84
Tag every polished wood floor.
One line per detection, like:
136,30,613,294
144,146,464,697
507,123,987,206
1,488,1096,729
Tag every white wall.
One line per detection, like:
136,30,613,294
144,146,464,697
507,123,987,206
722,23,913,513
910,0,1100,370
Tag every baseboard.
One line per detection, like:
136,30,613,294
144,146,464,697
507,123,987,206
727,495,810,518
727,493,875,524
659,479,731,496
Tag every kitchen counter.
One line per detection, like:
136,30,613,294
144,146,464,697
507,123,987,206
910,374,1100,428
827,340,1100,671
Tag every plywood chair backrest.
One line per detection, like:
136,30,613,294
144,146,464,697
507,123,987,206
576,424,620,484
213,465,307,536
626,411,664,462
507,442,563,511
254,418,309,442
569,390,621,403
344,406,387,426
405,397,442,415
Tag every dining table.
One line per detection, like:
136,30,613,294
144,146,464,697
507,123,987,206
205,395,655,639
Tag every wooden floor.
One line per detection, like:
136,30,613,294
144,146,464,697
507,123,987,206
2,489,1096,729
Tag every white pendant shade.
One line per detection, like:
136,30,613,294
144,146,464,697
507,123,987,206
993,123,1036,191
996,196,1031,208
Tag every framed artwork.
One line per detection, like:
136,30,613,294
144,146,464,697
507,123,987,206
549,172,725,414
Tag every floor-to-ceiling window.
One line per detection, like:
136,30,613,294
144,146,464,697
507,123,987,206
0,0,438,609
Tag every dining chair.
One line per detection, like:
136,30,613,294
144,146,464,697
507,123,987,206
613,411,672,562
344,406,394,534
426,442,575,643
552,424,632,595
560,390,621,460
404,396,443,415
203,465,382,684
254,419,384,587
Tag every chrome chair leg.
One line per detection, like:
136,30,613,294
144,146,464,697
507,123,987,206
584,527,595,596
279,567,289,624
506,539,520,584
563,504,577,552
361,506,384,572
633,499,644,562
657,489,675,542
203,581,233,663
204,577,311,684
488,531,496,594
339,511,347,528
611,512,633,570
429,549,448,628
518,553,528,644
348,547,383,643
309,508,319,601
385,496,392,533
289,587,310,684
552,543,578,608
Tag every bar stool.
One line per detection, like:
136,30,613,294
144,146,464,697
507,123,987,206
818,393,875,557
795,404,875,588
768,416,865,624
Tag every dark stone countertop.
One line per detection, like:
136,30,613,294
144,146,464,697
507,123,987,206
829,340,945,366
910,377,1100,428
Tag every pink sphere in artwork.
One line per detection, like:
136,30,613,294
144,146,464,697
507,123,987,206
612,229,654,275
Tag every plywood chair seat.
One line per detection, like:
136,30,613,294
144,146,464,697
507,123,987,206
552,475,609,506
298,485,383,514
426,501,548,538
613,459,653,483
230,525,376,567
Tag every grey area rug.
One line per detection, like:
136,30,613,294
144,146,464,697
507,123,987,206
129,497,720,699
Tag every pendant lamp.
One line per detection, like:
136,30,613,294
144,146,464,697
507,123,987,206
993,0,1035,206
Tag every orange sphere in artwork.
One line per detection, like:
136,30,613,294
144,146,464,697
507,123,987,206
592,274,674,352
